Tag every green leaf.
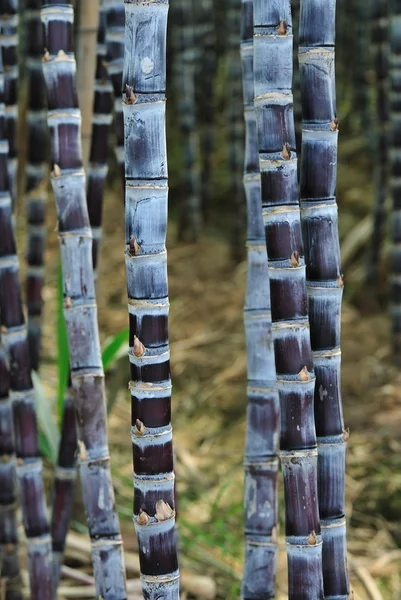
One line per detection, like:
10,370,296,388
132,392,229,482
57,263,69,423
102,327,129,371
32,371,60,465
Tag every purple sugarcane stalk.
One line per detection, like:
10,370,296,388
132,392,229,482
122,0,180,596
25,0,48,371
253,1,324,597
0,45,53,600
40,1,127,596
298,0,350,596
240,0,279,597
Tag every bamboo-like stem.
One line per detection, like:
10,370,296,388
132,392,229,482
0,0,18,209
105,0,124,191
253,3,324,597
227,0,245,263
298,1,349,597
76,0,100,167
87,0,113,273
390,1,401,358
367,0,389,285
240,0,279,597
0,337,22,600
50,385,77,593
174,0,202,242
25,0,48,372
0,50,53,600
123,0,180,596
40,3,127,596
50,10,113,585
192,0,216,219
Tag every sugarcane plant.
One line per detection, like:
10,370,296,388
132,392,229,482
40,1,127,596
367,0,389,286
0,331,22,598
0,0,18,208
390,0,401,360
25,0,48,371
227,0,245,262
298,0,349,596
75,0,100,167
240,0,279,596
123,0,180,595
0,49,53,600
50,382,76,592
87,0,114,274
173,0,202,242
50,5,114,586
105,0,125,190
253,1,324,597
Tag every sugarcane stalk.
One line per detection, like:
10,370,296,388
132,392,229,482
25,0,48,372
367,0,389,285
390,1,401,359
253,2,324,597
50,8,113,587
240,0,279,597
87,0,113,273
192,0,216,219
0,0,18,209
227,0,245,263
105,0,124,192
50,384,77,593
0,336,22,599
40,2,127,596
75,0,100,167
123,0,180,596
298,1,349,597
0,48,53,600
174,0,202,242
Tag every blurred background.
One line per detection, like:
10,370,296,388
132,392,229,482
12,0,401,597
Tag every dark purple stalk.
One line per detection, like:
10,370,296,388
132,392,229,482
87,0,113,273
299,0,349,597
367,0,389,285
40,1,127,596
0,46,53,600
0,336,22,600
240,0,279,597
390,3,401,357
253,2,324,597
0,0,18,209
105,0,124,193
25,0,48,371
123,0,180,596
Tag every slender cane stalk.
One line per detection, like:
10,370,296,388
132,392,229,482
40,3,127,596
390,1,401,359
0,0,18,209
367,0,389,285
25,0,48,372
193,0,216,219
50,383,77,593
0,337,22,599
253,3,324,597
123,0,180,596
174,0,202,242
0,52,53,600
105,0,124,191
87,0,113,273
240,0,279,597
228,0,245,263
298,1,349,597
50,9,113,587
76,0,100,167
